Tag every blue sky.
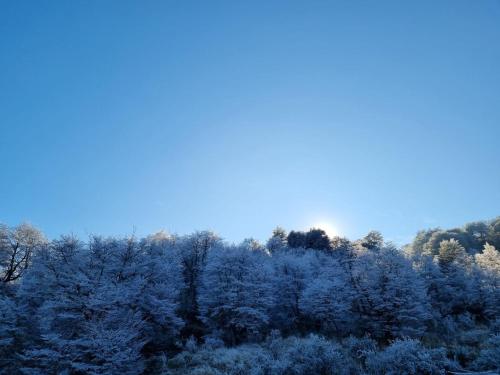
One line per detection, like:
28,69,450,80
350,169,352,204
1,1,499,244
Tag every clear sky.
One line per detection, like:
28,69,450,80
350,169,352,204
1,1,499,244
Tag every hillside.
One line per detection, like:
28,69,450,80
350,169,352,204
1,218,499,374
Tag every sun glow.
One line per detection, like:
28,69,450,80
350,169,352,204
309,220,339,238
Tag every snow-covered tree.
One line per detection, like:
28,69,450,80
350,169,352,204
353,247,432,340
199,244,274,345
360,230,384,251
0,223,45,283
1,218,498,373
475,243,500,319
266,227,287,253
20,235,178,374
20,236,92,373
299,257,354,336
365,338,451,375
270,252,313,332
139,233,184,353
437,239,468,267
472,333,500,372
0,294,18,373
177,231,220,338
475,243,500,274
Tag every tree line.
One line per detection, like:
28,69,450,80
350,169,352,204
0,218,499,374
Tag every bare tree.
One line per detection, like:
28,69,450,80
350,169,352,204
0,223,45,283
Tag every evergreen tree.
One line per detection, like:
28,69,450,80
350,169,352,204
266,227,288,253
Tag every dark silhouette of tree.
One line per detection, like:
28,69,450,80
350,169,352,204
287,230,306,248
305,228,331,251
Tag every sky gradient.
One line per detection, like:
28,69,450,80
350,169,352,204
1,1,500,244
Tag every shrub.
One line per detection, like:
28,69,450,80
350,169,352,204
365,338,452,375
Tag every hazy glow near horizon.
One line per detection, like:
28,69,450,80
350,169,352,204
309,220,339,238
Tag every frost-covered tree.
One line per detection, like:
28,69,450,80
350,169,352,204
474,243,500,319
406,218,500,258
425,230,472,257
138,233,184,354
241,237,266,253
406,228,440,257
270,333,352,375
0,294,18,373
472,333,500,372
486,217,500,249
437,239,468,267
0,223,45,283
353,247,431,340
360,230,384,251
19,234,182,374
364,338,452,375
300,267,354,336
429,239,477,318
177,231,220,339
266,227,288,253
464,221,490,250
475,243,500,274
198,244,274,345
270,252,313,332
20,235,92,373
1,218,499,373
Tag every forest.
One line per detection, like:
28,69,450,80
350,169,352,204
0,218,499,374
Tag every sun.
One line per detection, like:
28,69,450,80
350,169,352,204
309,220,339,238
